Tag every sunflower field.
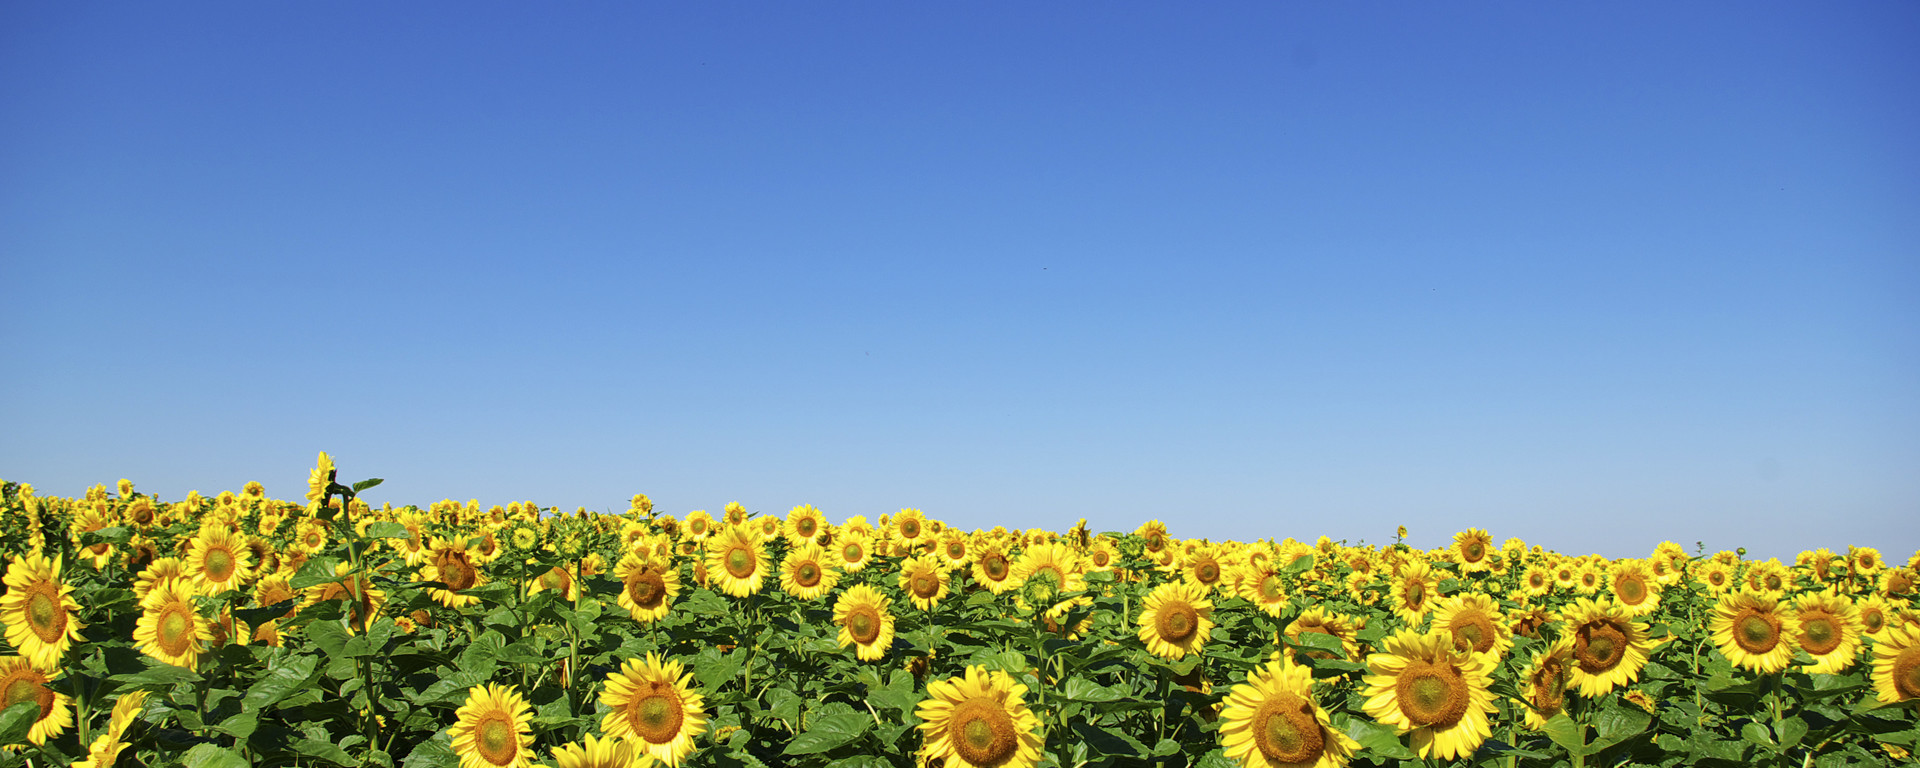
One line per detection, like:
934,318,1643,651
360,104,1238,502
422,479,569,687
1,455,1917,768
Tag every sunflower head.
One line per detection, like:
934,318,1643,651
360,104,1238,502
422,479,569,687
1,553,84,671
1560,597,1655,697
834,584,897,662
448,683,534,768
916,666,1045,768
1790,590,1862,675
1220,655,1358,768
704,526,767,599
1359,629,1498,761
1710,591,1796,675
0,656,72,745
599,653,707,767
1137,581,1214,660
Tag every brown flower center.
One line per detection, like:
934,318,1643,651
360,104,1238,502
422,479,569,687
1193,561,1221,585
1575,619,1628,673
1616,575,1647,605
1395,659,1469,727
847,607,881,645
724,547,755,579
157,604,195,657
949,698,1018,766
911,573,941,599
1252,692,1322,763
795,562,822,588
0,670,53,720
796,518,817,538
26,586,65,643
630,686,685,744
627,571,664,609
1449,611,1497,655
1797,612,1841,655
1894,645,1920,701
1734,609,1781,655
1157,601,1199,643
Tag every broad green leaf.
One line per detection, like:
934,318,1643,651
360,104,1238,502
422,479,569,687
1343,718,1417,760
289,556,345,590
1071,720,1149,756
1542,714,1594,756
352,478,385,493
212,711,258,740
182,743,252,768
1775,716,1808,749
294,737,358,766
0,701,39,745
363,521,410,538
307,618,352,659
242,653,319,710
110,661,204,686
1741,721,1774,748
782,712,872,755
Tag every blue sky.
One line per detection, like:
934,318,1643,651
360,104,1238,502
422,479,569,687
4,2,1916,561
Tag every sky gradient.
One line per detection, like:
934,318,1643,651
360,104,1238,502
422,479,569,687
4,2,1917,561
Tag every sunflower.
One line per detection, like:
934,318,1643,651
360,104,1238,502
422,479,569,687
1746,560,1789,596
527,564,579,602
1710,591,1795,674
1389,559,1440,627
1183,544,1229,594
1788,590,1862,674
916,665,1045,768
0,553,84,670
422,538,487,608
1237,563,1289,618
1138,581,1214,660
306,451,335,505
899,556,952,611
935,531,972,570
833,584,897,661
704,526,768,599
1285,607,1365,663
305,564,388,634
891,508,930,547
1871,624,1920,704
784,504,827,546
552,732,642,768
1695,560,1738,594
1220,654,1358,768
186,526,255,594
599,653,707,767
1858,595,1896,641
615,552,680,623
133,577,210,669
778,542,840,602
1515,638,1575,730
834,532,874,574
1360,629,1498,761
447,683,534,768
1429,593,1512,660
1560,597,1656,697
0,656,72,745
1607,560,1661,617
73,689,148,768
1015,542,1086,595
1451,529,1494,573
969,542,1021,595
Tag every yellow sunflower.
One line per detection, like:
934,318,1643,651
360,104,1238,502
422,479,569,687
891,508,930,547
970,544,1022,595
1360,629,1497,761
614,552,680,623
1871,624,1920,704
1389,559,1440,627
1710,590,1795,674
133,577,211,669
1858,595,1896,641
447,683,534,768
1182,543,1229,594
303,562,387,634
0,656,72,745
1519,566,1554,597
1429,593,1512,660
834,532,874,574
72,689,148,768
186,526,255,594
1285,607,1365,663
916,665,1045,768
1514,638,1575,730
778,542,840,602
1788,590,1862,675
898,555,952,611
704,526,768,599
783,504,827,546
1694,560,1738,594
1561,597,1656,697
1451,529,1494,573
935,531,972,570
1015,542,1087,595
833,584,897,662
551,732,642,768
599,653,707,767
1137,581,1215,660
1220,654,1358,768
1607,560,1661,617
0,553,84,671
422,538,487,608
1236,563,1289,618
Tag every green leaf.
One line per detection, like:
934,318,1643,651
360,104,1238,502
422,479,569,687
1062,677,1127,703
1741,721,1774,749
402,733,459,768
79,525,134,546
1775,716,1808,749
1070,720,1149,756
307,618,352,659
182,743,253,768
352,478,385,493
0,701,39,745
363,521,410,538
782,712,873,755
1343,717,1417,760
1286,630,1349,659
242,652,319,710
1151,738,1182,756
212,711,258,740
110,661,204,686
294,737,358,766
1542,714,1594,756
289,556,345,590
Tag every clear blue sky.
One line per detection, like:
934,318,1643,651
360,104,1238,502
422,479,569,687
4,2,1916,562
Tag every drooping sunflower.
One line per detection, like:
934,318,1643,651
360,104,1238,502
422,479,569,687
1560,597,1658,697
1607,560,1661,617
1710,590,1796,674
1871,624,1920,704
421,537,487,608
899,555,952,611
916,665,1045,768
614,551,680,623
833,584,897,661
133,577,211,669
704,526,768,599
1788,590,1862,674
72,689,148,768
1137,581,1215,660
1,553,84,670
306,451,335,504
1514,637,1575,730
447,683,534,768
1430,593,1512,660
599,653,707,767
1219,654,1358,768
186,526,255,594
779,542,840,602
1360,629,1498,761
0,656,72,745
1451,529,1495,573
551,732,641,768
